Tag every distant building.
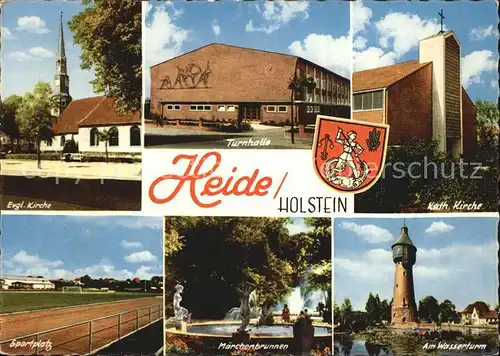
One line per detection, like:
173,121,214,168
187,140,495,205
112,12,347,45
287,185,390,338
353,31,477,160
461,303,499,325
40,13,141,154
0,276,55,290
150,43,350,133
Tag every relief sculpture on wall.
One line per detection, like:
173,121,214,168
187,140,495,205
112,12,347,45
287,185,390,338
160,61,212,90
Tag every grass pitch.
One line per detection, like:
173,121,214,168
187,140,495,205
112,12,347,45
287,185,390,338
0,291,161,314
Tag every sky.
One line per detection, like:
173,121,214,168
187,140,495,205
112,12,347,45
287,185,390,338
2,1,97,100
143,0,351,96
334,217,498,311
353,1,498,101
2,215,163,281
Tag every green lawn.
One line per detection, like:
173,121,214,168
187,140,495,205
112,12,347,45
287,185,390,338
0,291,161,314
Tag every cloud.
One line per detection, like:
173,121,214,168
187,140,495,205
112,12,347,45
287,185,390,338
338,221,393,244
7,47,54,62
354,47,397,71
353,36,368,50
375,12,442,59
469,25,496,41
144,3,189,68
462,50,497,88
11,250,63,268
245,0,309,34
351,1,372,36
121,240,144,249
424,221,455,234
2,27,14,39
287,222,312,235
5,251,161,281
288,34,351,78
335,240,497,310
28,47,54,58
212,21,221,37
16,16,50,34
124,250,158,263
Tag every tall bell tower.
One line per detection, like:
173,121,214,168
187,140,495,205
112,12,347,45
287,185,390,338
391,223,418,325
52,11,72,116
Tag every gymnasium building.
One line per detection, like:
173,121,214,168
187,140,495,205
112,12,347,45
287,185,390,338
352,30,477,160
149,43,350,133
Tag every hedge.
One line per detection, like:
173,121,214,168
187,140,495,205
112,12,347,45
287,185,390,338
5,153,141,163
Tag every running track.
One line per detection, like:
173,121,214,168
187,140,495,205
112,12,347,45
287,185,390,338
0,297,163,355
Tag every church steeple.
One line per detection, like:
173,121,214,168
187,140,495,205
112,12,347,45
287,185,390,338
52,11,72,116
57,11,66,66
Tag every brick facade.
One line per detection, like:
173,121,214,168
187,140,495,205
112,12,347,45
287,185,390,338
150,44,350,124
462,88,478,160
352,110,383,124
386,65,433,145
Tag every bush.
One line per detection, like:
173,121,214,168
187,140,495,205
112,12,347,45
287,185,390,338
62,139,78,154
215,121,254,133
355,139,498,212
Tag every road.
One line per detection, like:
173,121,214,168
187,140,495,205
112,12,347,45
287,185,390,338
0,297,163,355
144,124,313,149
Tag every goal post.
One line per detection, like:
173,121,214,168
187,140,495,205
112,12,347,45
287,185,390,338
62,286,83,293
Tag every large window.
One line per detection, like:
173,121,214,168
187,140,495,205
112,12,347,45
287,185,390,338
90,127,99,146
130,125,141,146
353,90,384,111
109,126,119,147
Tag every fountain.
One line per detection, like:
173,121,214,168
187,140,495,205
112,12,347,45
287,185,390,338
164,282,332,352
165,284,191,332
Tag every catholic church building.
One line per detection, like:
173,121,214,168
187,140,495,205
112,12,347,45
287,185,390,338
352,30,477,160
40,13,141,154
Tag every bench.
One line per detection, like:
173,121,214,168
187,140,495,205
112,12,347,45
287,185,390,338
60,153,86,162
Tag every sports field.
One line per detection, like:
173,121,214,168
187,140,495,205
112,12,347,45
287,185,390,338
0,291,161,314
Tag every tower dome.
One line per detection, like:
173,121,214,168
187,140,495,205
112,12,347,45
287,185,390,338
392,223,417,266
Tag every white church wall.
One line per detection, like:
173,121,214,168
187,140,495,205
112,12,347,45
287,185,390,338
78,125,142,154
40,133,79,152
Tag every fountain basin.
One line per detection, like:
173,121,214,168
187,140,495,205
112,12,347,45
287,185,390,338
166,321,332,340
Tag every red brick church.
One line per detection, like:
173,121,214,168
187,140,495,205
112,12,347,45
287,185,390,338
353,30,477,160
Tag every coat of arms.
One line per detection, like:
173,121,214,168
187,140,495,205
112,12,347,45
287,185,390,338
313,116,389,193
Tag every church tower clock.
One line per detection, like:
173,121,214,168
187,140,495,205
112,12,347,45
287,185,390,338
52,12,72,116
391,223,418,325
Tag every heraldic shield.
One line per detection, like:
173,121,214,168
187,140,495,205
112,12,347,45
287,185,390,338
313,116,389,194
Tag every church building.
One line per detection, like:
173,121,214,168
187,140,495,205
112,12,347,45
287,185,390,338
40,13,141,154
352,30,477,160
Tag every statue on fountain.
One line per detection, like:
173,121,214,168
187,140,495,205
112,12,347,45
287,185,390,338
236,282,256,333
167,284,190,323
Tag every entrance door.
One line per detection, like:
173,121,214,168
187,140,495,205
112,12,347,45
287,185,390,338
241,104,261,122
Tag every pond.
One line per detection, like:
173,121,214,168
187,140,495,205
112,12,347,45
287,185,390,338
334,338,498,356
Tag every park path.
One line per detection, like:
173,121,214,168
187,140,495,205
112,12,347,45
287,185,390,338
0,297,162,355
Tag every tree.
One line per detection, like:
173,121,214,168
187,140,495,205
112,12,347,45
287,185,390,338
380,299,391,322
0,94,23,145
365,293,382,325
355,138,498,212
16,82,55,169
164,217,309,320
303,218,332,322
418,296,440,323
69,0,141,113
438,299,459,323
340,298,353,327
99,129,110,163
474,100,498,166
288,75,316,144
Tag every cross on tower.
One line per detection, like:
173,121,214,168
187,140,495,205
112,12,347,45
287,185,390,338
438,9,445,34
